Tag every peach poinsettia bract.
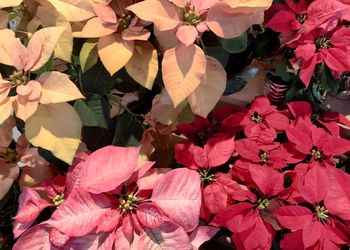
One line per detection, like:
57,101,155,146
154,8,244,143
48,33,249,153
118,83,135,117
0,27,84,123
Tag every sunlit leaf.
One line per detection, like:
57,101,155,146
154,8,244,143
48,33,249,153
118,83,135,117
80,38,98,73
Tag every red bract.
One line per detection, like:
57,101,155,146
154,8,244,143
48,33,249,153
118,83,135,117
210,166,286,250
291,27,350,86
286,117,350,167
275,166,350,249
223,96,289,137
287,101,350,136
267,0,350,42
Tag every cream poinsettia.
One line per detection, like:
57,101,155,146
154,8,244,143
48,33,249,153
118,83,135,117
0,27,84,123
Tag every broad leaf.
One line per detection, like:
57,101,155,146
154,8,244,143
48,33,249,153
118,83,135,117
0,0,22,8
151,168,201,232
39,71,84,104
25,103,82,164
188,56,226,117
98,33,134,75
80,146,139,193
46,0,95,22
80,38,98,73
112,112,143,147
74,94,110,129
36,5,73,63
127,0,180,31
218,32,248,53
162,43,206,107
125,41,158,90
27,26,65,71
49,188,111,237
141,221,192,250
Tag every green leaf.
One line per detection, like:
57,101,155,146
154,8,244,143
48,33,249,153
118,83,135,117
276,60,292,82
79,38,98,73
218,32,247,54
81,62,117,95
204,46,230,67
112,112,143,147
74,93,110,129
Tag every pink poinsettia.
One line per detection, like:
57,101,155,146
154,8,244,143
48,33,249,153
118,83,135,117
223,96,289,137
290,27,350,86
275,166,350,249
14,146,208,249
0,27,84,122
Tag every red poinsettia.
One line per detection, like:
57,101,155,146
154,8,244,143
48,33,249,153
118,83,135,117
286,117,350,167
223,96,289,138
275,166,350,249
291,27,350,86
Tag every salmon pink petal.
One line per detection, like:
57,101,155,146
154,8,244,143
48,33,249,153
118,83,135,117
96,209,121,233
189,226,220,249
137,168,171,190
151,168,201,232
13,224,52,250
176,25,198,46
141,221,192,250
0,80,11,103
14,95,39,122
93,4,117,24
274,205,313,231
137,203,164,229
80,146,139,193
49,228,70,248
73,17,116,38
121,29,150,41
48,188,111,237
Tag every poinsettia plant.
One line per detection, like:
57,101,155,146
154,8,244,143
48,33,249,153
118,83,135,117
0,0,350,249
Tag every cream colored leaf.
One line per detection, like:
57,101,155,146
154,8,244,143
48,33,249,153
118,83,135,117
188,56,226,118
46,0,95,22
27,26,65,71
39,71,84,104
0,29,17,66
73,17,116,38
98,33,134,75
162,43,206,107
125,41,158,90
36,6,73,63
127,0,180,31
0,0,23,8
25,103,82,164
79,38,98,73
223,0,272,8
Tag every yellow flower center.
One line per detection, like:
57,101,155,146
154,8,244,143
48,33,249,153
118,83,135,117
119,194,137,213
52,194,64,207
199,169,216,184
2,148,20,163
251,112,263,123
118,13,132,30
311,148,322,160
9,70,28,87
315,205,328,221
184,10,201,26
257,198,270,210
297,13,308,24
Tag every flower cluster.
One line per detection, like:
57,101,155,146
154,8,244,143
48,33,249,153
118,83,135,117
174,95,350,249
266,0,350,87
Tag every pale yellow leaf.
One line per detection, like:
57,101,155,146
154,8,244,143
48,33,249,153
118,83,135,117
39,71,84,104
0,0,23,8
79,38,98,73
46,0,95,22
0,29,17,66
162,43,206,107
125,41,158,90
27,26,65,71
36,5,73,63
98,33,134,75
25,103,82,164
73,17,116,38
188,56,226,118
